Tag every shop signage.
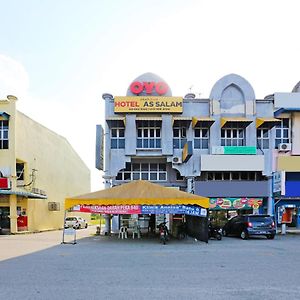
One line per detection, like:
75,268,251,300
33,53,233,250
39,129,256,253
273,171,282,194
182,141,193,163
114,96,183,113
72,205,141,214
0,178,11,189
209,198,263,210
72,204,207,216
141,205,207,217
212,146,257,155
130,81,169,95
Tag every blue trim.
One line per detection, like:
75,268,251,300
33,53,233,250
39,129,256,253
0,112,10,120
274,108,300,117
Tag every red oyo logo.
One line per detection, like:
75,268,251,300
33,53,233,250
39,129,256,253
130,81,169,95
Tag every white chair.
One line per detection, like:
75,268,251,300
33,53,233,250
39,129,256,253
132,225,141,239
118,226,128,239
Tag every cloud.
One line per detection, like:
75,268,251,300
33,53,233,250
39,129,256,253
0,54,30,99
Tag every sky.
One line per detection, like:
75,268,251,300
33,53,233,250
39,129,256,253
0,0,300,191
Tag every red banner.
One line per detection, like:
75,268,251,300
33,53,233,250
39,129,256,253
72,205,142,214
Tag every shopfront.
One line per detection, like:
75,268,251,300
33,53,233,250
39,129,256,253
65,180,209,242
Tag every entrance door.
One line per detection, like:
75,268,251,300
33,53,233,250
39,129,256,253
0,207,10,234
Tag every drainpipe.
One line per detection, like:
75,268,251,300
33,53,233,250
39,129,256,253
267,175,274,216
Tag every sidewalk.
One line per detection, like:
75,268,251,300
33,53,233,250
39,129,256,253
277,227,300,235
0,225,96,261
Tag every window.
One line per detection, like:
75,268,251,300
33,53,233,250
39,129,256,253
116,162,167,181
137,120,161,149
221,124,245,146
257,128,269,149
204,172,265,181
0,120,9,149
111,126,125,149
173,127,187,149
16,163,25,180
194,126,209,149
275,118,290,148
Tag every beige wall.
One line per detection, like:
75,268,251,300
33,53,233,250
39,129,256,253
292,112,300,155
15,112,90,231
0,98,17,185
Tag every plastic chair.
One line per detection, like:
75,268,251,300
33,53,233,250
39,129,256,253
118,226,128,239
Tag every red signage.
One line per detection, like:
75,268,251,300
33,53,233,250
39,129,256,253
0,178,11,189
72,205,142,214
130,81,169,95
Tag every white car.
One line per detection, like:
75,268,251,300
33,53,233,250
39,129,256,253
64,216,88,229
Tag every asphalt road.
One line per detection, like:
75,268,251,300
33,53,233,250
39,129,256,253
1,228,300,300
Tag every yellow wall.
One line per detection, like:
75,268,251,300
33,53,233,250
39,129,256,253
14,112,91,231
277,156,300,172
0,98,16,186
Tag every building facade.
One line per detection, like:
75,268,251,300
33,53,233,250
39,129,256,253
0,95,90,234
99,72,280,227
272,85,300,227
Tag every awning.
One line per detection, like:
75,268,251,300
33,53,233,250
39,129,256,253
65,180,209,210
220,117,252,128
0,189,47,199
192,117,215,128
106,117,126,126
172,116,192,126
136,117,162,121
256,117,281,128
0,112,10,120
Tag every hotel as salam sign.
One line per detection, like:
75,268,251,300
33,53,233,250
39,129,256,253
92,71,288,236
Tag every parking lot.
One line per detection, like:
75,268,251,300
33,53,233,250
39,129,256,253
1,227,300,300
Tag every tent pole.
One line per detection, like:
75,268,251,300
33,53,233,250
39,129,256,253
61,210,67,244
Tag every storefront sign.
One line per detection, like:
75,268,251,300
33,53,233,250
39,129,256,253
212,146,257,155
209,198,263,210
72,205,141,214
182,141,193,163
114,96,183,113
141,205,207,217
130,81,169,95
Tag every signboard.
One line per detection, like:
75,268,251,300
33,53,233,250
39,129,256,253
130,81,169,95
114,96,183,113
211,146,257,155
72,205,141,214
141,205,206,217
273,171,282,194
209,198,263,210
72,204,206,217
182,141,193,163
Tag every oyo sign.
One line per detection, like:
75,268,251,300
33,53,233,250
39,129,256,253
130,81,169,95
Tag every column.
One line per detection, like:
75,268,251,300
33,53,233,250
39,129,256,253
9,194,18,234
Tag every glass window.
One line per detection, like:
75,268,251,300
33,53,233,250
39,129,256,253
257,128,269,150
194,126,209,149
116,163,167,182
110,125,125,149
0,120,9,149
137,120,161,149
221,125,245,147
173,126,188,149
275,118,291,148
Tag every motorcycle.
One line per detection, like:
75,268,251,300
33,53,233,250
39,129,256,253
157,221,169,245
208,223,222,240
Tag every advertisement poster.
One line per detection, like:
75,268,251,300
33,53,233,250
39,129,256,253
209,198,263,210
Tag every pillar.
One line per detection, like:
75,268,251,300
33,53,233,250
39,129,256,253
9,194,18,234
267,176,274,215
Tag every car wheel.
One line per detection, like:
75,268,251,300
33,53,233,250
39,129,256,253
85,224,88,228
240,230,248,240
266,234,275,240
78,224,81,229
222,229,228,237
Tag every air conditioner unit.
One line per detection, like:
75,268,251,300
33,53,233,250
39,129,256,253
48,202,60,211
278,143,292,152
172,156,182,164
